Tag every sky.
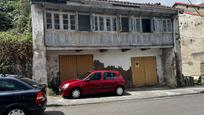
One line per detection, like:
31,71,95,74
117,0,204,6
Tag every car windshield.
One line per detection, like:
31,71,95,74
78,72,91,80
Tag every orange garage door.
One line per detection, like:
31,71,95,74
131,57,158,87
59,55,93,82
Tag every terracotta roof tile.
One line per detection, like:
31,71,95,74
174,2,204,8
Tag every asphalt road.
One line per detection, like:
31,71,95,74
45,93,204,115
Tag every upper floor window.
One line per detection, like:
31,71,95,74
70,15,76,30
62,14,76,31
54,14,60,30
112,17,117,31
166,19,172,32
94,15,117,32
132,18,141,32
106,18,111,31
142,19,151,33
99,16,104,31
63,14,69,30
46,12,76,31
78,15,91,31
152,18,172,33
46,13,52,29
121,17,129,32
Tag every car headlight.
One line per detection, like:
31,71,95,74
62,83,69,89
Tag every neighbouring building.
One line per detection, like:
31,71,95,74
173,2,204,79
31,0,182,88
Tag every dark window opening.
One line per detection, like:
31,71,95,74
142,19,151,33
95,16,98,31
63,14,69,30
112,18,117,31
99,17,104,31
54,14,60,29
121,17,129,32
70,15,76,30
46,13,52,29
78,15,90,31
106,18,111,31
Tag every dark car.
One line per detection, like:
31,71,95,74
0,75,47,115
59,70,125,99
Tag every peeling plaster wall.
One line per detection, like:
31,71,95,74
31,4,48,84
179,14,204,77
162,48,177,87
47,48,164,87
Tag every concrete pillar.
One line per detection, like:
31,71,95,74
162,48,177,88
31,4,48,84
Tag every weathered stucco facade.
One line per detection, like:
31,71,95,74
31,0,181,88
180,14,204,77
174,3,204,78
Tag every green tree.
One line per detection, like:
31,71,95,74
0,0,32,77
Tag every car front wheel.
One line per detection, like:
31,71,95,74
115,86,124,96
71,89,81,99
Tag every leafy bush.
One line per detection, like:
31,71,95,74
0,32,32,77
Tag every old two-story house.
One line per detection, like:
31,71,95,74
31,0,181,88
173,2,204,79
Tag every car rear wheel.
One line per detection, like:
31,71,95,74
71,89,81,99
6,107,27,115
115,86,124,96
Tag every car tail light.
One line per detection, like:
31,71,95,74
35,91,44,105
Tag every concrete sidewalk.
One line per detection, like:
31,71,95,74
47,86,204,106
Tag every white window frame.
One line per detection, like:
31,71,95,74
152,18,172,33
53,13,60,30
132,17,142,33
93,14,117,32
45,11,77,31
45,12,53,30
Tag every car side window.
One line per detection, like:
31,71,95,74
0,79,28,91
89,73,101,81
104,72,116,80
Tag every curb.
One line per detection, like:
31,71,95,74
47,90,204,107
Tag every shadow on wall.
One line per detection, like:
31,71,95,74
94,60,133,88
44,111,65,115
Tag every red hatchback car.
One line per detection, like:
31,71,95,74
59,70,125,99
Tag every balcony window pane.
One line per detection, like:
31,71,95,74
106,18,111,31
167,19,172,32
54,14,60,30
99,17,104,31
70,15,76,30
112,18,117,31
163,20,167,32
95,16,98,31
78,15,90,31
142,19,151,33
46,13,52,29
135,18,141,32
63,14,69,30
121,17,129,32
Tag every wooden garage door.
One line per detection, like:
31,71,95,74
59,55,93,82
131,57,158,87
